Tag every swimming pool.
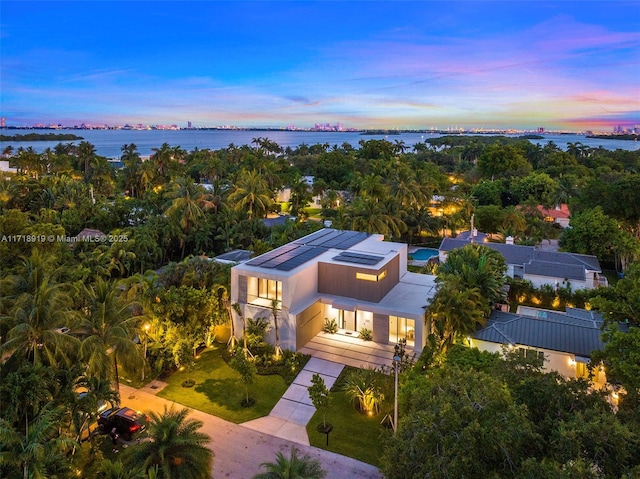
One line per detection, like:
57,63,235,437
409,248,439,261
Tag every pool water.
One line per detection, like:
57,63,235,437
409,248,439,260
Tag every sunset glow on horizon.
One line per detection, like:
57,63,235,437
1,1,638,132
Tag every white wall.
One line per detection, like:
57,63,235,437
470,339,606,387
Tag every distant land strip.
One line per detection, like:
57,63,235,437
586,134,639,141
0,133,84,141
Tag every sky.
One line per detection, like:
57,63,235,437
1,1,639,131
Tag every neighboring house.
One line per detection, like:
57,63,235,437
537,204,571,228
470,306,607,387
276,175,323,206
439,232,608,290
230,228,438,354
75,228,107,241
213,249,253,265
0,160,17,174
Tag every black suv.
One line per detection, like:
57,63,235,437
97,407,149,441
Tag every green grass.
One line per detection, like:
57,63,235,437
157,345,288,423
306,386,389,467
303,207,322,219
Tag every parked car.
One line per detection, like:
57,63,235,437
97,407,149,441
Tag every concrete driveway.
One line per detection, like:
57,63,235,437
119,384,382,479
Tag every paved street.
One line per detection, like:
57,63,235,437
119,384,382,479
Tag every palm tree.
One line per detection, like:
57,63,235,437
127,407,213,479
388,165,425,209
97,460,147,479
79,278,144,392
73,375,120,443
228,169,273,220
0,262,79,366
350,197,403,237
121,144,142,197
288,175,312,218
437,244,507,309
77,141,97,178
0,404,75,479
150,142,173,179
424,278,487,353
270,299,283,360
164,177,214,258
253,447,326,479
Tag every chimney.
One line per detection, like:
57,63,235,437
323,220,332,228
506,236,514,245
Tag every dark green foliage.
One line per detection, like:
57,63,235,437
385,347,640,479
253,447,326,479
384,367,534,479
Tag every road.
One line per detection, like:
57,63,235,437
119,385,383,479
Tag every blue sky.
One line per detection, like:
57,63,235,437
1,1,639,131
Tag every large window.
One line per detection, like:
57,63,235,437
247,277,282,307
389,316,415,347
258,278,281,301
517,347,545,367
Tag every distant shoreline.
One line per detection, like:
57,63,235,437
0,132,84,142
586,134,639,141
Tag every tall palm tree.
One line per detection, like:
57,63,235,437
72,375,120,443
253,447,326,479
437,244,507,310
0,404,75,479
150,142,173,179
388,165,425,209
424,279,487,354
164,178,213,258
77,140,97,178
288,175,312,218
79,278,144,392
228,169,273,220
127,407,213,479
0,262,79,366
121,144,142,197
270,299,283,360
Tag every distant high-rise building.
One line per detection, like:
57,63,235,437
0,117,5,127
537,127,545,133
187,121,192,129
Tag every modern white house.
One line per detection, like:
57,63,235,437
469,306,607,387
439,231,608,290
230,228,438,354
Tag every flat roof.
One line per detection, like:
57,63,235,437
242,229,398,274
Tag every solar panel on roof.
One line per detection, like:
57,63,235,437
333,251,383,265
275,247,326,271
246,243,298,266
294,229,336,245
294,229,369,250
333,232,369,249
306,230,343,246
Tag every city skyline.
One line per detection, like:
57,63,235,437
1,1,639,131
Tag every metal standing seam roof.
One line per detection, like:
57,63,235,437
524,261,586,281
473,310,604,358
438,237,603,281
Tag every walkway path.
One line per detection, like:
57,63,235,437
120,384,381,479
242,357,344,445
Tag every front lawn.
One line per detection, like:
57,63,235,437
306,373,390,467
157,345,288,423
